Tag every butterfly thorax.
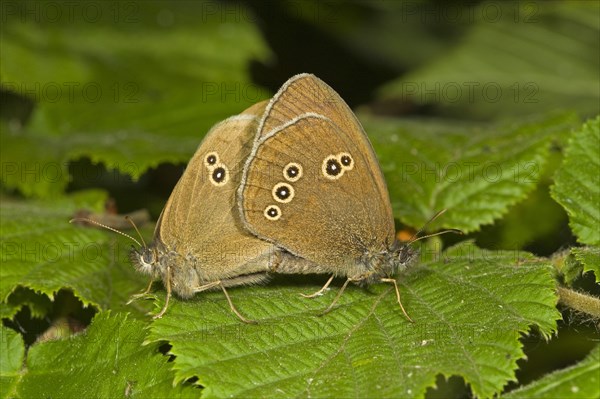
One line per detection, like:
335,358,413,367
358,241,417,285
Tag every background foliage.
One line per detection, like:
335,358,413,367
1,1,598,398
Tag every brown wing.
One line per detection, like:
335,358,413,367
256,74,388,197
239,114,395,272
157,101,275,282
258,74,361,140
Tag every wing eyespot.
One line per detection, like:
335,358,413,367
264,205,282,221
322,155,344,180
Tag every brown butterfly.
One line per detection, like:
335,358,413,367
128,101,316,321
237,74,425,319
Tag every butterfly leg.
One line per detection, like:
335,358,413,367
193,280,222,293
193,281,256,324
152,265,172,319
301,275,335,298
126,278,155,305
380,278,413,323
218,282,257,324
320,277,357,315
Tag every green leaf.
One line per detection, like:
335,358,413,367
571,247,600,284
378,2,600,119
474,144,570,252
0,127,201,197
502,345,600,399
363,112,576,232
475,182,568,251
147,242,559,398
557,251,586,287
1,1,271,197
0,327,25,399
16,312,197,398
0,287,53,320
0,124,68,198
551,116,600,246
0,191,147,314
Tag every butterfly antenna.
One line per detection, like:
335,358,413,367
69,218,142,247
409,229,463,244
125,215,147,248
407,209,462,245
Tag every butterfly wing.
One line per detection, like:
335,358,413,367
257,74,363,140
239,112,395,273
156,100,277,285
254,73,393,234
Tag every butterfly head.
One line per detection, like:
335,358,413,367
130,245,161,278
389,240,417,273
